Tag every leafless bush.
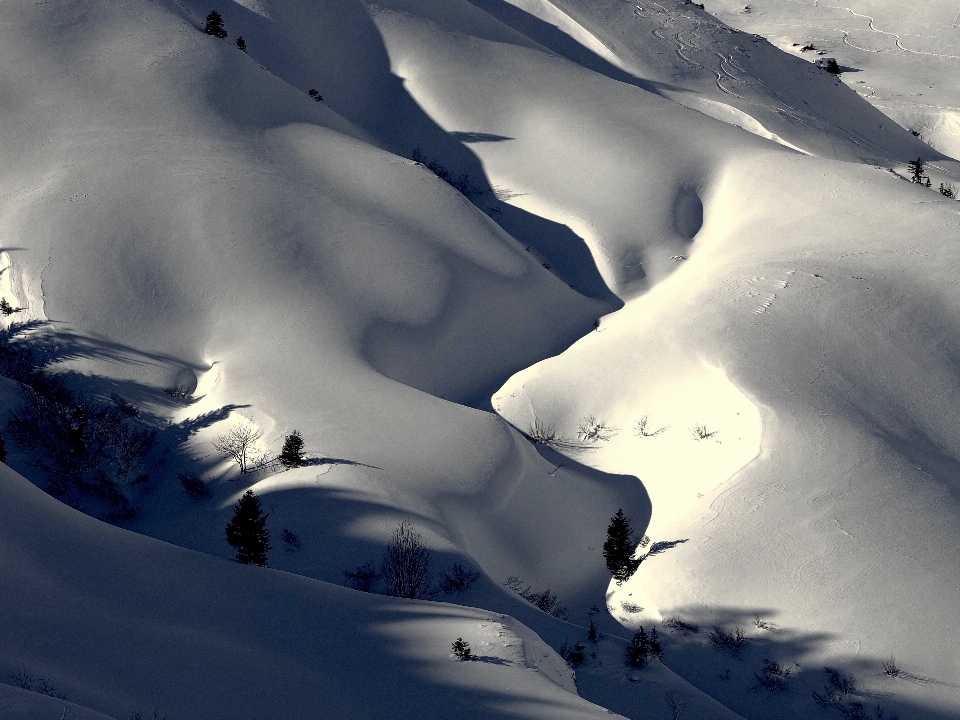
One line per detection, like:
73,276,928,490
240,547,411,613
691,424,717,440
709,626,745,654
505,576,568,619
163,385,192,400
178,472,211,498
577,415,618,442
9,667,66,699
753,659,791,692
280,528,301,550
636,414,668,437
213,421,264,475
882,655,899,677
664,617,699,635
666,691,687,720
382,521,431,599
528,417,558,444
438,564,480,593
343,562,378,592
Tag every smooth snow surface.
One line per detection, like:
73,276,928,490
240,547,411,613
1,0,959,717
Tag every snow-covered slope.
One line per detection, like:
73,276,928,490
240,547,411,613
1,0,959,717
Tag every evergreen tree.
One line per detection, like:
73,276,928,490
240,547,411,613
940,183,954,198
625,628,648,669
278,430,306,468
225,489,271,566
452,637,472,661
236,36,246,52
587,619,599,643
908,158,924,184
0,430,6,463
603,509,641,583
650,628,664,660
204,10,228,38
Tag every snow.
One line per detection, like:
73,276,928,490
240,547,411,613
0,0,959,717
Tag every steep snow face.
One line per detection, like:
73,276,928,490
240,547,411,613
700,0,960,161
466,0,941,163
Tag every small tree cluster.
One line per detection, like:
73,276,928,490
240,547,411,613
625,626,664,668
9,382,157,514
225,489,271,566
309,89,324,102
603,509,642,583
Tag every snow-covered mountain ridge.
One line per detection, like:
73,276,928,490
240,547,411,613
0,0,958,717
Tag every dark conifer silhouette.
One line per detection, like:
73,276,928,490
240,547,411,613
204,10,228,38
0,430,6,463
308,89,323,102
278,430,306,468
908,158,925,184
588,619,599,643
236,36,246,52
650,627,664,660
452,637,472,661
603,509,641,583
225,489,271,566
626,627,649,668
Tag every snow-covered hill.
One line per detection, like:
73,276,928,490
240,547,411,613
1,0,958,717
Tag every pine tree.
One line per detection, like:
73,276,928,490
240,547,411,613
278,430,306,468
603,509,641,583
625,628,648,669
908,158,924,184
587,619,599,643
650,628,664,660
452,637,472,661
225,489,271,566
0,431,6,463
204,11,228,38
236,36,246,52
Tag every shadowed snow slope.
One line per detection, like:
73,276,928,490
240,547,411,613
2,0,960,718
0,464,620,720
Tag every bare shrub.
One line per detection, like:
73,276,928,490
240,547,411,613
528,417,558,444
382,521,431,599
280,528,301,550
178,472,211,498
664,617,699,635
438,563,480,593
343,562,378,592
213,421,264,475
505,576,568,619
882,655,899,677
636,414,668,437
10,668,66,699
577,415,618,442
709,626,745,655
691,424,718,440
666,691,687,720
753,659,791,692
